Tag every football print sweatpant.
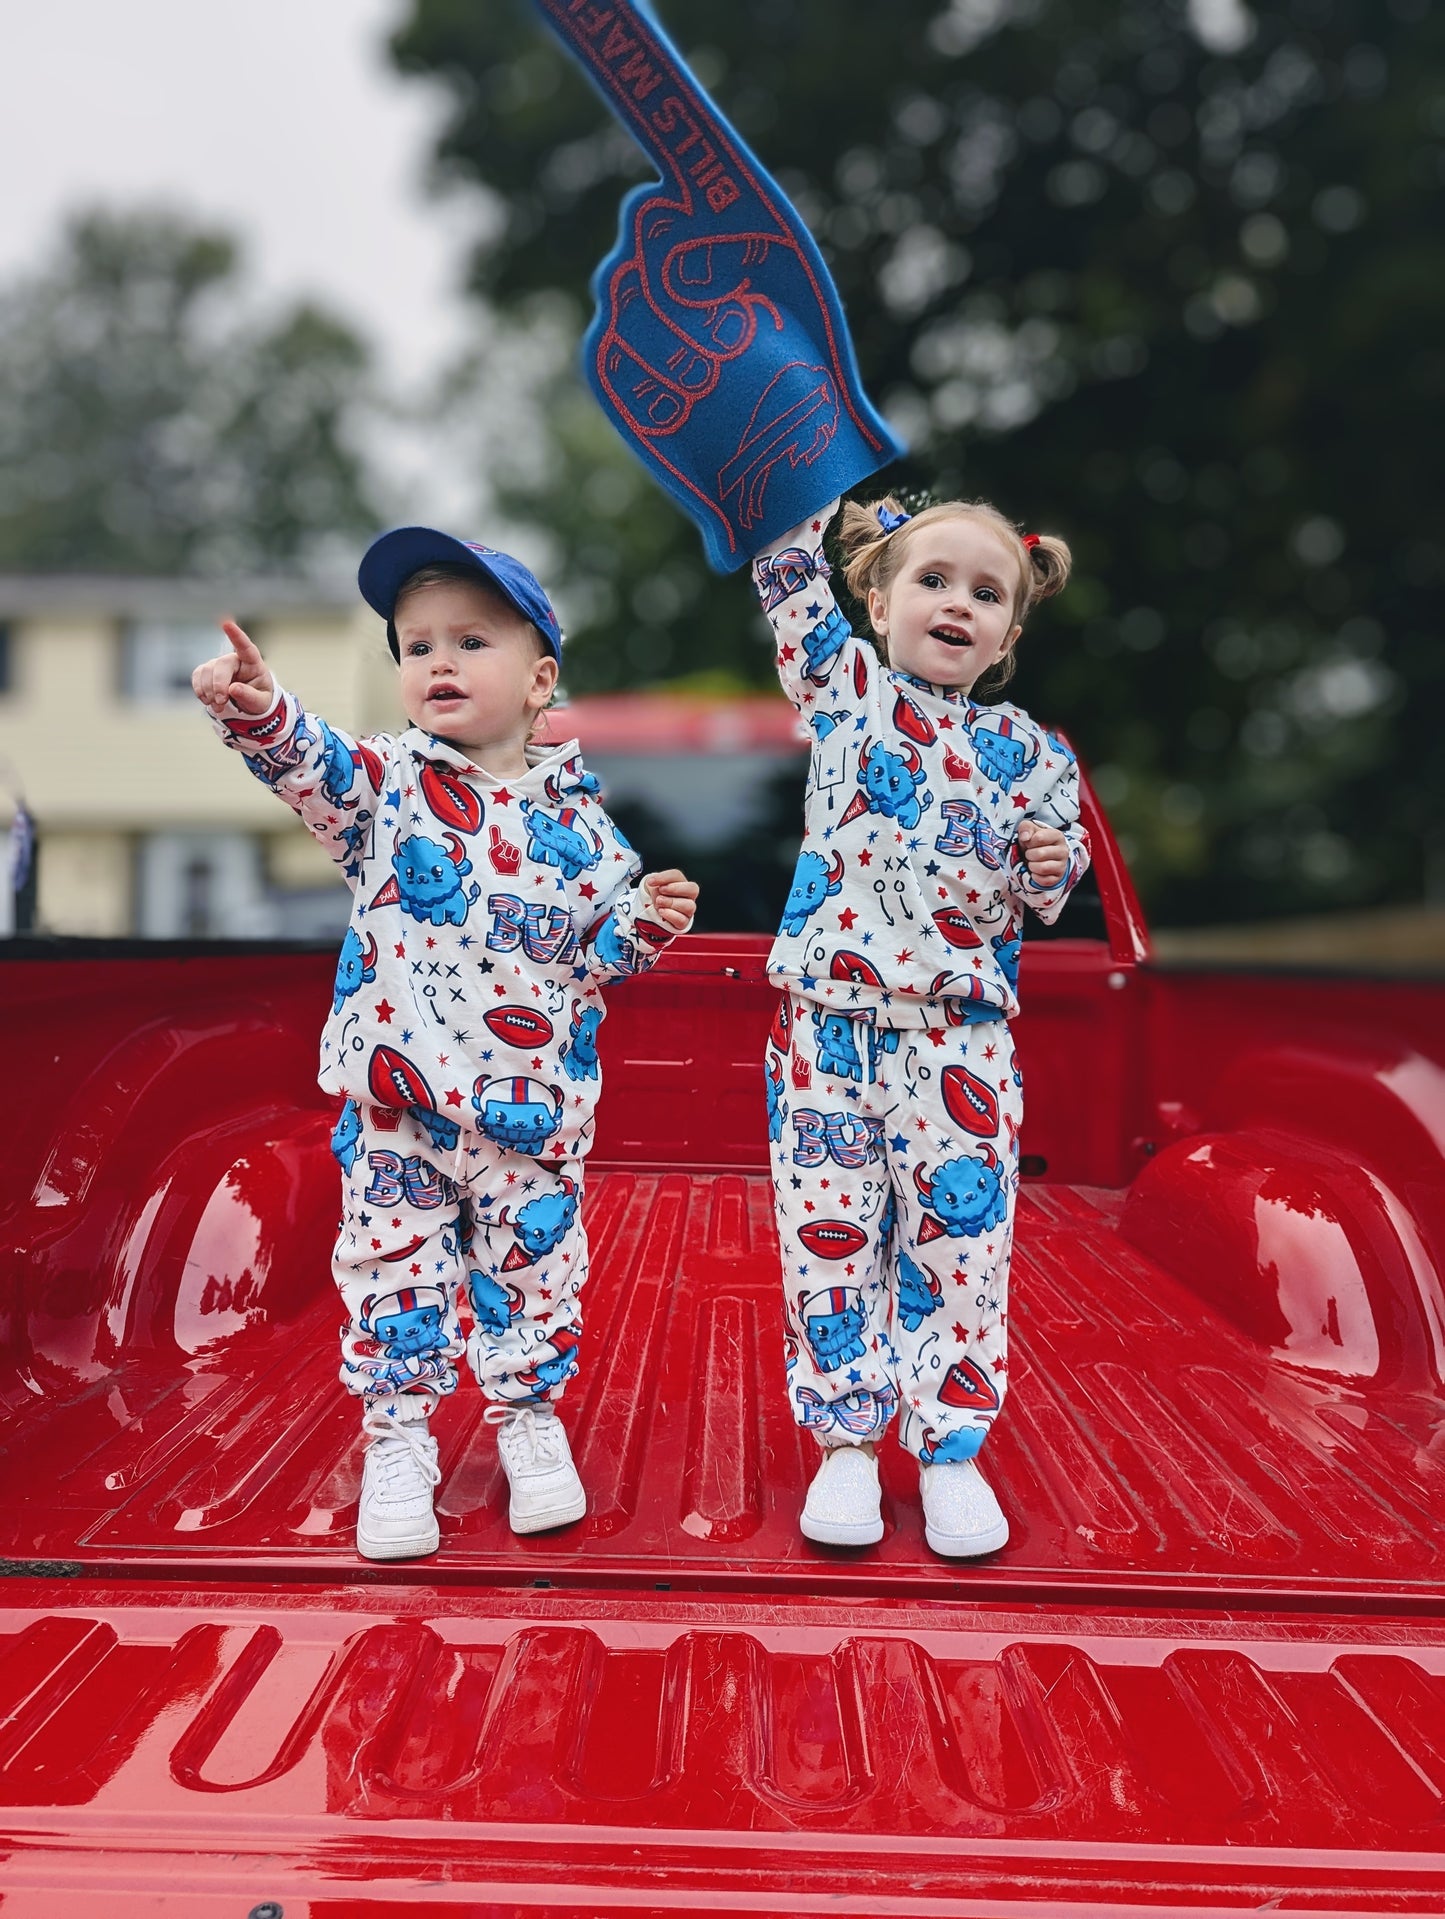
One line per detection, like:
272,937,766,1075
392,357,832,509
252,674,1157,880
767,993,1023,1464
330,1100,591,1409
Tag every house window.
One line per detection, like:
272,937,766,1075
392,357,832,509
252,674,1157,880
136,832,273,938
120,620,228,703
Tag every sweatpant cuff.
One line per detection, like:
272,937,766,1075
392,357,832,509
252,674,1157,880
368,1392,434,1425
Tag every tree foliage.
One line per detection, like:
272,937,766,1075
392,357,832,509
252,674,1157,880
392,0,1444,921
0,208,381,578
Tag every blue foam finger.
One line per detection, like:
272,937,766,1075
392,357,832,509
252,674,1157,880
529,0,907,570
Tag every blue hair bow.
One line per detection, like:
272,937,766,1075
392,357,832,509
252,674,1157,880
528,0,906,571
876,504,913,534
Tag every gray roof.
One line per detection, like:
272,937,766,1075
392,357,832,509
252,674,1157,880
0,574,355,620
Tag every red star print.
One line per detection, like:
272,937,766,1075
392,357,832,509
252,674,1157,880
374,999,395,1023
578,882,597,900
803,1200,815,1213
844,1262,856,1275
993,1355,1008,1372
926,1029,946,1048
1012,793,1029,810
391,1219,401,1229
966,888,980,903
812,519,823,532
839,1193,852,1208
938,715,954,730
493,984,507,997
983,1043,997,1061
952,1322,968,1343
895,948,913,964
445,1088,463,1107
370,1238,382,1251
409,1262,421,1277
394,942,405,960
915,1117,928,1133
838,907,858,930
857,850,873,867
436,1053,448,1066
531,1057,543,1070
426,936,437,950
492,788,513,805
780,643,797,662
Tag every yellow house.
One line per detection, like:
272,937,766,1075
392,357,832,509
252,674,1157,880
0,575,405,937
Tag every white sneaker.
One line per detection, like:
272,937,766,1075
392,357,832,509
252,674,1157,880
919,1458,1009,1557
357,1406,441,1560
800,1444,884,1547
488,1404,586,1534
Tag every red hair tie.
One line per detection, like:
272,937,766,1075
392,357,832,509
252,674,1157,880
1022,533,1040,549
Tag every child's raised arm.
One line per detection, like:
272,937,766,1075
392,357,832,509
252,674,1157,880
196,618,391,889
751,500,863,714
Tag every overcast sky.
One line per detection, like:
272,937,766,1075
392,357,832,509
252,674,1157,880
1,0,491,508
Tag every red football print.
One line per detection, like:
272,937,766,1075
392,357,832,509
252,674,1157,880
769,994,792,1052
797,1218,868,1260
892,689,937,747
932,907,984,950
420,762,483,835
354,741,386,792
368,1044,434,1110
634,916,673,947
853,646,869,700
831,949,886,989
483,1005,556,1049
941,1063,1000,1139
939,1357,1001,1413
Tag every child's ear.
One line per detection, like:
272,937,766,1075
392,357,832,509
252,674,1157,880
867,585,888,639
530,653,560,707
1001,622,1022,655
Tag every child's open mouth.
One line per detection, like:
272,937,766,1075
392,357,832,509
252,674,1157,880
426,686,465,703
930,626,972,647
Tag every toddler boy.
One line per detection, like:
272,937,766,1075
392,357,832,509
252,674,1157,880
193,526,697,1558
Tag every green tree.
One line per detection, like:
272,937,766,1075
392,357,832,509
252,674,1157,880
393,0,1444,923
0,207,382,577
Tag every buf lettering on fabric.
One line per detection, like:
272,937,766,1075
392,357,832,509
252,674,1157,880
791,1108,885,1170
487,894,581,964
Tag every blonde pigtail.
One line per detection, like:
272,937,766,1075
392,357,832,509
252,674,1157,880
1023,534,1072,609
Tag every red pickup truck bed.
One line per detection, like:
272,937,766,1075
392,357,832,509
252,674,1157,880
4,802,1445,1912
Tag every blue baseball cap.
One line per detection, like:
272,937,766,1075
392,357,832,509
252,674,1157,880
358,526,563,662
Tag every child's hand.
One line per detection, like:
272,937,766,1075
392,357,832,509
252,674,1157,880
642,869,699,933
192,620,276,716
1017,820,1069,887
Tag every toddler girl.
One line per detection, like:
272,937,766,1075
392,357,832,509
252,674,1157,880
755,494,1089,1556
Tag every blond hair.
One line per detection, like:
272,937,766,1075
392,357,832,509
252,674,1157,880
836,495,1071,695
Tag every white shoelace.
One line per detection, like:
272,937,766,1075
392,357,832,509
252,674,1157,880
485,1402,567,1473
362,1408,441,1491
